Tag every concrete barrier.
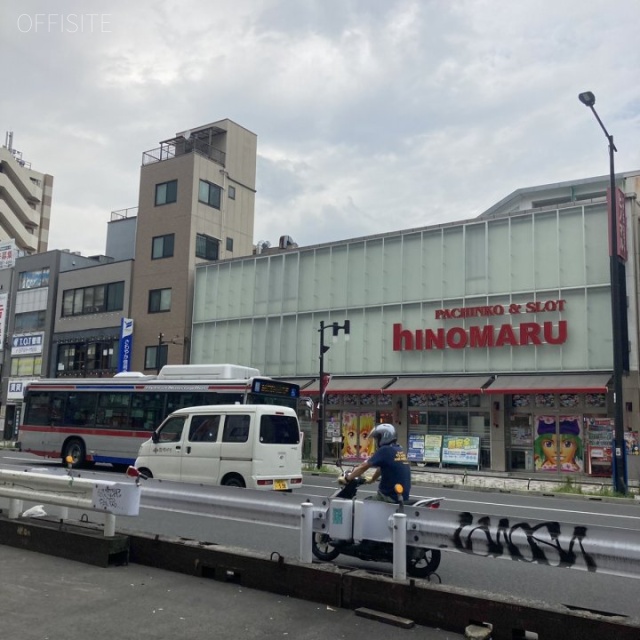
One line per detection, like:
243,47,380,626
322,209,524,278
125,530,640,640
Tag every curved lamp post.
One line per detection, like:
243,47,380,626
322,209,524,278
578,91,628,494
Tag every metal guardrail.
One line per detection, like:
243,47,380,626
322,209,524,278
138,481,640,581
0,469,141,537
5,470,639,581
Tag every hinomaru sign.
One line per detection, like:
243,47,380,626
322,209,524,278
393,299,568,351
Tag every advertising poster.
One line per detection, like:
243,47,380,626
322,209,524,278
534,415,584,472
341,412,376,460
424,435,443,463
441,436,480,466
407,434,425,462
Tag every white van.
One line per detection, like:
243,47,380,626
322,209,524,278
134,404,303,490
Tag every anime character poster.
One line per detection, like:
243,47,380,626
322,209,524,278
341,412,376,460
534,415,584,472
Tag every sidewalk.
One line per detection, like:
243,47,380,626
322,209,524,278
0,544,464,640
312,461,640,499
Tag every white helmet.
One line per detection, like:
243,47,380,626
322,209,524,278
370,423,397,447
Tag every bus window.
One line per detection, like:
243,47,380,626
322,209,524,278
96,393,131,429
25,392,67,426
65,393,97,427
131,392,166,430
223,415,250,442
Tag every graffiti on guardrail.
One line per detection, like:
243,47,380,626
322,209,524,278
453,512,597,571
94,485,123,511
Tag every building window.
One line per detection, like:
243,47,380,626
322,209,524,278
18,268,50,290
61,282,125,317
152,234,175,259
14,310,47,332
56,341,117,376
145,344,168,371
226,237,234,252
148,288,172,313
11,356,42,376
198,180,221,209
195,234,219,261
155,180,177,206
228,185,236,200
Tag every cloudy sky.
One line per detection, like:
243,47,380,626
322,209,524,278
2,0,639,256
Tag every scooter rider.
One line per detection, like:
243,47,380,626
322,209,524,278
343,423,411,503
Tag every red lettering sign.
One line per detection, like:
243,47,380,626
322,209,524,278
392,321,568,351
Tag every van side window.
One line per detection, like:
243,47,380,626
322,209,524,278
260,415,300,444
157,416,186,443
223,415,250,443
189,415,220,442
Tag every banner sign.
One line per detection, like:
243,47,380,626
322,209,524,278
441,435,480,466
12,332,44,355
117,317,134,372
0,240,17,269
0,292,7,351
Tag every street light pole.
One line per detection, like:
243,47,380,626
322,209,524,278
156,332,165,374
578,91,628,494
316,320,350,469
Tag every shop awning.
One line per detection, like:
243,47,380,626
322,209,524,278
484,374,611,394
384,376,493,394
275,378,315,391
305,377,396,394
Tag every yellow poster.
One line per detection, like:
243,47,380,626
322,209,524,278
341,412,377,459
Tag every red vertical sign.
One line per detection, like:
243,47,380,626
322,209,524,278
321,373,332,397
608,187,627,261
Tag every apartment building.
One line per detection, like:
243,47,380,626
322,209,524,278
0,133,53,254
128,119,257,372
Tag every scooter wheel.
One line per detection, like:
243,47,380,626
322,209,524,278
407,547,441,578
312,532,340,561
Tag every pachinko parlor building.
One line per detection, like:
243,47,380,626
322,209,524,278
191,171,640,478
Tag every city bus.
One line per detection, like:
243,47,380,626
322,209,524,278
18,364,300,469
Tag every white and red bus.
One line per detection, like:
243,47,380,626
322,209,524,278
18,364,300,469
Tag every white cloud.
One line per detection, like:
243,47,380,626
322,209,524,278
1,0,638,256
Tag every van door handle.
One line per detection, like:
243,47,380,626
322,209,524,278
187,446,192,454
175,445,181,450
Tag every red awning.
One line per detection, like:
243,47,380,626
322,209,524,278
383,376,493,394
484,374,611,394
305,377,395,394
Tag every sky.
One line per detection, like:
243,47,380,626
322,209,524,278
2,0,639,257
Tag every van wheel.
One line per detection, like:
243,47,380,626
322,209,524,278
222,475,245,488
138,468,153,479
62,439,86,469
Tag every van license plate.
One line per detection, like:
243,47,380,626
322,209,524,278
274,480,288,490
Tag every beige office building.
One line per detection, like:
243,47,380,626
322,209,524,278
0,135,53,254
129,120,257,371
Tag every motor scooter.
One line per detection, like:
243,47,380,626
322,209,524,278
311,467,443,578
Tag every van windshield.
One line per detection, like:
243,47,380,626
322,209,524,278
259,415,300,444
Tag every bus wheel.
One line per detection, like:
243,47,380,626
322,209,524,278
222,474,245,488
62,439,86,469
